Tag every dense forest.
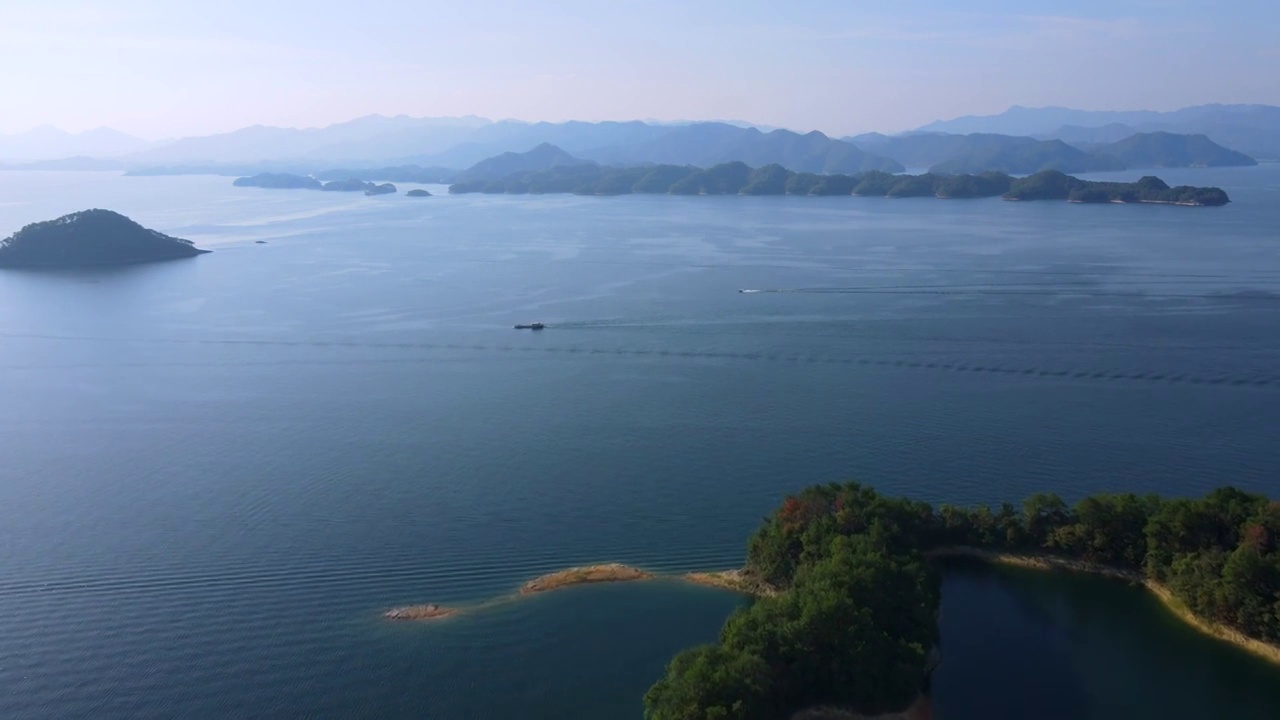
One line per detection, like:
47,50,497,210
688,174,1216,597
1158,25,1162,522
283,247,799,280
448,163,1230,206
647,483,1280,719
645,490,941,720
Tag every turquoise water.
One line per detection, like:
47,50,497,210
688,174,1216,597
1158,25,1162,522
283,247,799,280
0,168,1278,718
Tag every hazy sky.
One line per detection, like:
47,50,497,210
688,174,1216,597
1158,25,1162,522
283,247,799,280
2,0,1277,139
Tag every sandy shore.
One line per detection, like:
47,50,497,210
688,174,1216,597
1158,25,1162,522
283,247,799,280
519,563,653,594
930,546,1280,666
683,569,779,597
383,603,459,621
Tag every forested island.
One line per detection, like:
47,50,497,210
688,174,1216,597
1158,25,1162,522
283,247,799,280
1004,170,1231,205
232,173,323,189
447,163,1230,206
233,173,398,194
0,209,209,268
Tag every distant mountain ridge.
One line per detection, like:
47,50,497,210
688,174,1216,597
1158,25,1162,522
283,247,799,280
848,131,1256,173
117,117,903,176
11,102,1276,171
846,133,1123,174
126,114,491,165
0,126,153,162
1089,132,1257,168
913,104,1280,159
456,143,595,182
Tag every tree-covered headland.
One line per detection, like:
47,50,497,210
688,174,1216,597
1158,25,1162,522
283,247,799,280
645,483,1280,719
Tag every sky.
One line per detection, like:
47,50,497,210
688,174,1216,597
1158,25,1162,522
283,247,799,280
1,0,1277,139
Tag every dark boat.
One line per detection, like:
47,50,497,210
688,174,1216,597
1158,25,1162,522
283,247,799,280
514,322,545,330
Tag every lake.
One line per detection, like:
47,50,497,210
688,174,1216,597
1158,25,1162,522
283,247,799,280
0,167,1278,719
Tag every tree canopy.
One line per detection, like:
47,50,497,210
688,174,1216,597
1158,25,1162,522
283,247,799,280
1004,170,1230,205
647,482,1280,719
447,164,1228,205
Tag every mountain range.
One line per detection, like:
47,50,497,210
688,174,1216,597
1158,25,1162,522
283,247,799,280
913,104,1280,159
4,103,1275,173
225,129,1252,189
847,131,1254,174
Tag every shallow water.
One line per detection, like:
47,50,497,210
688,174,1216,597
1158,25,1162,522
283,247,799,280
0,168,1277,718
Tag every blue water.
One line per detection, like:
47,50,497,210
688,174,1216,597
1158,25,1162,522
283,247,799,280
0,168,1278,719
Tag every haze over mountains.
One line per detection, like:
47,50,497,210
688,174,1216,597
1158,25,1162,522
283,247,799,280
1,104,1274,175
916,104,1280,159
0,126,155,162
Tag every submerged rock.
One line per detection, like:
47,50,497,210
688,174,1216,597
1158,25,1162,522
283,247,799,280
383,603,458,621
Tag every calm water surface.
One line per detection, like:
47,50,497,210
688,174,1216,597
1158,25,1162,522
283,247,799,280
0,168,1278,719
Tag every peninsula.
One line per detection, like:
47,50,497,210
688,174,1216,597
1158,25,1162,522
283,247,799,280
0,209,210,268
448,163,1231,206
384,482,1280,718
644,482,1280,719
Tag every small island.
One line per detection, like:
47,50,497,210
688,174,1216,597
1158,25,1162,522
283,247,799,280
448,162,1230,206
519,563,652,594
231,174,402,196
232,173,322,190
1005,170,1231,205
405,189,432,197
0,209,210,268
364,183,397,196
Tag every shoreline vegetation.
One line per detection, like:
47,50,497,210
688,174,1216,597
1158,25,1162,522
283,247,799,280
232,166,1231,207
444,163,1231,206
929,546,1280,665
382,553,1280,666
643,483,1280,719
